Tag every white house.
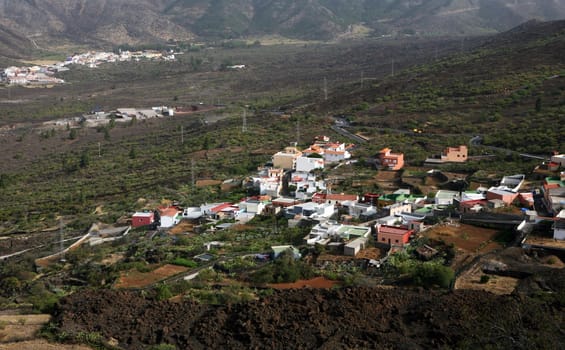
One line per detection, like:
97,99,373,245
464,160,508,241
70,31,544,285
304,222,371,246
296,156,324,173
159,207,181,228
435,190,460,206
554,210,565,240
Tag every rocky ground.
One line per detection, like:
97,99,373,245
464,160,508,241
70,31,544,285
53,276,565,350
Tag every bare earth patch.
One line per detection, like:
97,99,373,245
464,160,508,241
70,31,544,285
115,264,188,289
455,262,519,295
0,340,92,350
0,315,60,347
424,223,504,272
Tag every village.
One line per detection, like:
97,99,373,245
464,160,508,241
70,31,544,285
29,126,565,293
1,49,177,86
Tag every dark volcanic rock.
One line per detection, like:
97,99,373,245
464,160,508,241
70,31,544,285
53,286,565,349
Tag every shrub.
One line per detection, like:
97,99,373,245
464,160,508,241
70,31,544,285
412,262,454,289
155,284,173,301
480,275,490,284
171,258,197,268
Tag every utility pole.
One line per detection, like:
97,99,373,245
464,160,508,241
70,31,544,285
323,77,328,101
191,159,195,186
296,119,300,146
242,108,247,133
98,142,101,157
181,126,184,144
59,218,66,262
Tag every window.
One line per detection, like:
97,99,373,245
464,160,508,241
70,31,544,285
395,240,399,243
382,238,385,241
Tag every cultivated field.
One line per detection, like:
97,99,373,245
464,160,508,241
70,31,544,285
115,264,188,289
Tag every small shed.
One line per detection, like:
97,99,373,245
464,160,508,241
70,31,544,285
344,237,368,257
132,212,154,227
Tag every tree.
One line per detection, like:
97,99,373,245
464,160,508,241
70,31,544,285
129,146,137,159
80,150,90,168
69,128,77,140
0,276,21,297
103,128,111,141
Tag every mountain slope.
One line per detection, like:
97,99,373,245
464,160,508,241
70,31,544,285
315,19,565,156
0,0,564,55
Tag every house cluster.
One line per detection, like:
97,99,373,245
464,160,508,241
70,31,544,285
431,174,532,214
65,50,176,68
129,136,565,259
2,49,176,86
2,65,66,86
41,106,176,130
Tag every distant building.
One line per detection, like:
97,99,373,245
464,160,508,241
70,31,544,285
158,207,181,228
551,154,565,167
554,210,565,240
441,145,468,163
377,225,414,246
132,212,155,227
273,147,302,170
378,148,404,170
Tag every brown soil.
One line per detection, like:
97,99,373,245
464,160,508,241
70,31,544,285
52,285,565,350
0,340,92,350
115,264,188,289
425,223,502,253
0,315,51,343
425,223,503,271
268,277,339,289
455,262,519,295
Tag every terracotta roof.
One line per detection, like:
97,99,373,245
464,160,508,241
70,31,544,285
326,193,358,201
379,225,413,235
159,207,179,217
211,203,234,213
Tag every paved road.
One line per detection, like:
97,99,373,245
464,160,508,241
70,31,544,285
469,135,549,161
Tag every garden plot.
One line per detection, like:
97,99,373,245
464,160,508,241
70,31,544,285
115,264,188,289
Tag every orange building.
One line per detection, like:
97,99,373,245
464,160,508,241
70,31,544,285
378,148,404,170
441,145,468,163
377,225,414,246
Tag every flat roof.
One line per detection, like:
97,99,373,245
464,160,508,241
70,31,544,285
133,212,153,217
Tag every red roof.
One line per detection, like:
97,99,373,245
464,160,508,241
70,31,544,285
159,207,180,217
326,193,358,201
379,225,413,236
211,203,233,213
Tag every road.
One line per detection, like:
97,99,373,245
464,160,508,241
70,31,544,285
469,135,549,161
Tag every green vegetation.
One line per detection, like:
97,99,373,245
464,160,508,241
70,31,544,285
387,247,455,289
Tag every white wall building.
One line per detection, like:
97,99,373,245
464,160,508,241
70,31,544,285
296,156,324,173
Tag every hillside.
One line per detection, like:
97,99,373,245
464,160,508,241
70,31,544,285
313,19,565,156
1,0,565,56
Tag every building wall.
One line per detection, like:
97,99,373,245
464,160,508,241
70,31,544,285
551,154,565,167
442,145,468,163
486,191,518,205
554,227,565,240
296,156,324,173
378,232,410,246
273,147,302,169
160,215,179,228
132,215,153,227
